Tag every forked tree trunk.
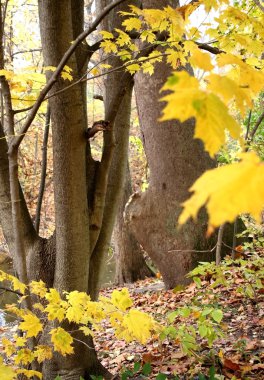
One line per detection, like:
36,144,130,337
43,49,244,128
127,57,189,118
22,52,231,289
0,0,137,378
114,165,153,284
90,0,151,294
126,0,217,289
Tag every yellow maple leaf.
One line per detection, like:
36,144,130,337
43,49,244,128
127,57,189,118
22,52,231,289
111,288,133,311
19,313,43,338
17,369,42,379
65,290,89,323
217,53,264,95
79,326,94,337
0,358,16,380
122,310,157,344
50,327,74,356
11,276,27,294
99,30,114,40
140,30,156,43
115,28,131,47
161,71,241,156
34,345,53,363
189,48,214,71
206,73,252,116
179,152,264,228
14,348,35,365
126,63,140,74
14,335,26,347
100,40,117,54
1,337,16,357
122,17,142,31
30,280,47,298
45,302,66,322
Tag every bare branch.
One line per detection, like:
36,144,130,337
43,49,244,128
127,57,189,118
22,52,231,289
252,0,264,12
216,224,225,265
9,0,128,153
0,286,22,297
11,48,42,58
35,105,50,234
250,110,264,140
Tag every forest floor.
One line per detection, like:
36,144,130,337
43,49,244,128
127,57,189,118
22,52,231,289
95,255,264,380
0,255,263,380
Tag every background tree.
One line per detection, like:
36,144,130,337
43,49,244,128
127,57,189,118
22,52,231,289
93,0,152,288
125,0,216,288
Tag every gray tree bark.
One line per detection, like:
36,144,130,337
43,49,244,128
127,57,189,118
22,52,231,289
90,0,149,292
126,0,217,289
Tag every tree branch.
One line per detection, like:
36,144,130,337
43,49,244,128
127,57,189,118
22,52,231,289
89,72,134,253
252,0,264,12
250,110,264,140
9,0,128,153
35,105,50,234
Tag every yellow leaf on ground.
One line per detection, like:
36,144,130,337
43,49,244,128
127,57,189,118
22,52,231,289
179,152,264,228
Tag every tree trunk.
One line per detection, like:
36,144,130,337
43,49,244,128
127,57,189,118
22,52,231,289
89,0,148,296
114,165,153,284
126,0,216,289
37,1,106,378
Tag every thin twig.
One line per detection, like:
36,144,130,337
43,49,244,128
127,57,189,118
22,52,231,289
72,338,95,350
0,286,22,296
250,110,264,140
245,109,252,141
252,0,264,12
232,219,238,260
168,244,217,254
9,0,128,152
35,105,50,234
216,224,225,265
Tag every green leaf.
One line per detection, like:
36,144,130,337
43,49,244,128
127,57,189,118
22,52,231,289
156,374,168,380
198,324,208,338
142,363,152,376
209,366,216,379
211,309,223,323
133,362,141,373
167,311,177,323
201,307,213,316
193,277,202,288
179,307,191,318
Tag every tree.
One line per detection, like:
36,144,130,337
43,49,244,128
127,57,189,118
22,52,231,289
0,0,263,378
124,0,215,289
0,0,134,378
95,0,152,286
114,165,153,284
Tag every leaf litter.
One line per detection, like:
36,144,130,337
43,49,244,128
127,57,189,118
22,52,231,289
94,254,264,379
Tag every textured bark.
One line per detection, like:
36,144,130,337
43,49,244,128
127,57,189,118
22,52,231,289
37,1,103,378
114,165,153,285
88,0,145,298
126,0,217,289
0,119,37,258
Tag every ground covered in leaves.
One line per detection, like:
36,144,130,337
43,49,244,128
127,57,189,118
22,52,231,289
95,256,264,380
